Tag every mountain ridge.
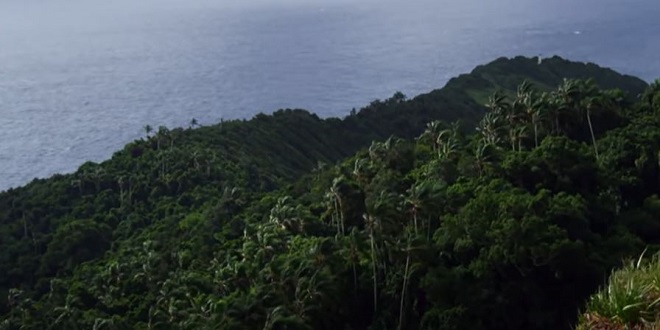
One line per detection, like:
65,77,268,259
1,55,657,329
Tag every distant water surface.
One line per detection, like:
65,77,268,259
1,0,659,190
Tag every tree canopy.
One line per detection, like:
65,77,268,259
0,56,657,329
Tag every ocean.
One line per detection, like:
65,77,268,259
0,0,659,190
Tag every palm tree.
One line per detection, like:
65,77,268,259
398,227,413,330
352,158,370,187
530,93,550,147
477,112,503,147
118,175,127,208
363,190,402,314
516,80,534,99
405,185,422,235
7,288,23,310
553,78,580,134
312,160,328,182
578,78,605,160
262,306,307,330
326,176,347,235
437,128,460,160
52,294,81,330
514,125,529,152
515,81,548,147
92,318,114,330
487,90,521,150
369,190,401,234
368,141,385,163
404,181,441,237
383,136,404,160
504,104,523,150
256,223,286,262
269,196,301,234
418,121,444,152
583,94,603,160
346,229,361,294
486,91,509,115
363,213,380,313
474,141,496,177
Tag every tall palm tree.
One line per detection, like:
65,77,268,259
505,104,523,149
474,141,496,177
269,196,301,234
515,80,534,103
363,213,380,313
582,95,603,160
404,180,442,238
530,93,550,147
405,185,423,235
370,190,402,233
118,175,127,208
398,227,413,330
52,294,81,330
352,158,370,187
418,121,444,152
577,79,604,160
553,78,580,134
514,125,529,152
486,91,509,115
329,176,347,235
487,90,522,150
346,229,361,294
92,318,114,330
515,81,548,147
437,128,460,160
477,112,503,147
368,141,385,163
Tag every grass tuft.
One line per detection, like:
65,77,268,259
577,251,660,329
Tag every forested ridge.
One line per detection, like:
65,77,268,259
1,56,660,329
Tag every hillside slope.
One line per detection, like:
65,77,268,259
442,55,648,105
345,56,647,136
0,56,655,329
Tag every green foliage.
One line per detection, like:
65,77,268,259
578,252,660,329
0,56,658,330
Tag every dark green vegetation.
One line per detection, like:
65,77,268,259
1,56,659,329
577,251,660,329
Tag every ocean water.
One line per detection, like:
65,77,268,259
0,0,659,190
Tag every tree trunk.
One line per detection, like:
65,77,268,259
370,228,378,313
352,258,358,295
333,198,342,235
398,242,411,330
337,196,345,235
510,132,516,151
412,209,418,235
533,120,539,147
587,110,599,160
